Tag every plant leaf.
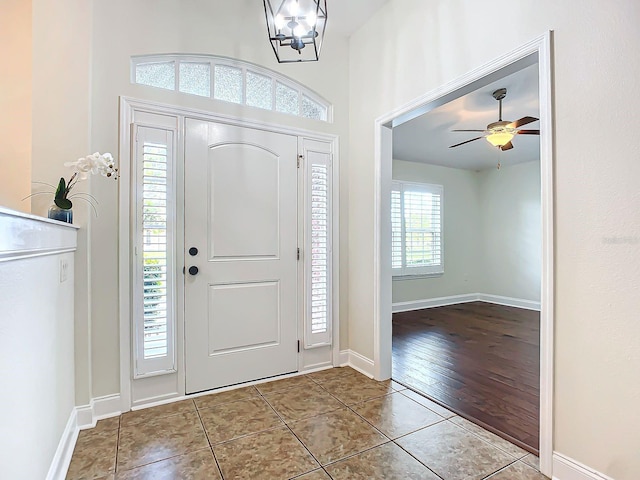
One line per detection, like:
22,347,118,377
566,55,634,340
54,197,73,209
55,177,66,199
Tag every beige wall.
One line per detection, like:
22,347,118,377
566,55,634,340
31,0,93,405
0,0,32,212
479,160,541,302
349,0,640,477
89,0,351,397
392,159,541,304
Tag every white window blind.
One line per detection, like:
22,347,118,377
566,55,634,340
391,181,444,277
304,142,332,348
134,125,176,377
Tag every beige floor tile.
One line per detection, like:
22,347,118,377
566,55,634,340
307,367,363,384
290,407,388,465
66,428,118,480
396,421,515,480
352,392,444,439
198,397,283,444
117,411,209,471
120,400,196,427
194,385,259,410
487,461,548,479
293,469,331,479
448,416,528,458
400,389,456,418
214,426,319,479
264,384,345,422
115,449,221,479
91,416,121,434
522,453,541,470
318,374,394,405
255,375,317,395
325,442,440,480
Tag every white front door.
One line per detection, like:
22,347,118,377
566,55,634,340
184,119,299,394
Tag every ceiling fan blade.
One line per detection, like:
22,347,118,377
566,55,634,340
449,136,484,148
507,116,538,129
516,129,540,135
452,129,486,132
500,141,514,151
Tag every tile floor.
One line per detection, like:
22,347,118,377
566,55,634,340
66,367,548,480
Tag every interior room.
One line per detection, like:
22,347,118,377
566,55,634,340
1,1,639,480
390,63,542,454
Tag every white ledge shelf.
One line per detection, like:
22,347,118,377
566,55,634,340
0,206,78,262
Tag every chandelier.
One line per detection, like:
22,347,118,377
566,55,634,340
263,0,327,63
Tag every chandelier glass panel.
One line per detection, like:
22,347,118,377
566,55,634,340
263,0,327,63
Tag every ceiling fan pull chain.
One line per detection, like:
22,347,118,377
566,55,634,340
497,161,501,170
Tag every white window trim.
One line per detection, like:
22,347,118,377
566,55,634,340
132,124,178,378
392,180,444,277
130,54,333,122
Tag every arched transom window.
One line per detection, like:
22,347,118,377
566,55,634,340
131,55,332,122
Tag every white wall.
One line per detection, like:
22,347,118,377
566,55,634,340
88,0,351,398
0,210,77,479
392,160,482,302
349,1,640,478
479,160,541,302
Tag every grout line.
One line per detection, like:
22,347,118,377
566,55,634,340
480,457,520,479
261,393,324,471
319,440,393,469
113,417,121,474
194,401,226,480
391,440,445,480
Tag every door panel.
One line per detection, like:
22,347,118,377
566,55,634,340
185,119,298,393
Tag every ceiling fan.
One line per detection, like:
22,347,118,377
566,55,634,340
449,88,539,151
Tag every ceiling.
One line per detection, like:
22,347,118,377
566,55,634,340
326,0,389,37
392,64,540,171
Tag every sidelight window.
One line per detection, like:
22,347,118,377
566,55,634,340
133,125,177,377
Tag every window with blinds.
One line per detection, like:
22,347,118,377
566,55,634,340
134,126,176,377
391,181,444,277
311,164,329,335
304,143,332,348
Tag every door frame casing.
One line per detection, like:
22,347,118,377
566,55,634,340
372,32,554,475
118,97,341,409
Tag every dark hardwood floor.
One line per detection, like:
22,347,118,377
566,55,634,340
392,301,540,453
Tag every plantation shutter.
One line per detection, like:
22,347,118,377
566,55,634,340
391,181,444,276
133,125,176,377
303,139,333,348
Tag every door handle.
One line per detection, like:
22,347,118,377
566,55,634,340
188,266,199,276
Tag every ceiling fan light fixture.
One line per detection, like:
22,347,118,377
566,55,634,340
486,131,515,147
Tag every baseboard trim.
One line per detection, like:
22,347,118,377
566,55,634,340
339,349,375,378
76,394,122,430
477,293,541,311
338,349,350,367
392,294,478,313
392,293,541,313
553,452,614,480
45,409,78,480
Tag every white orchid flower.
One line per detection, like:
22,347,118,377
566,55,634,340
65,152,118,180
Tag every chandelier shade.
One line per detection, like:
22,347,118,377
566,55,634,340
263,0,327,63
